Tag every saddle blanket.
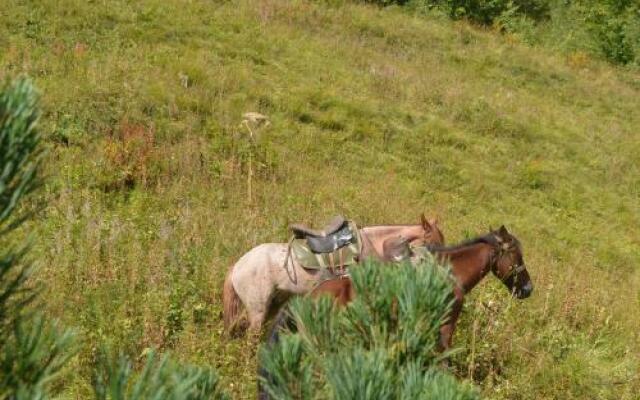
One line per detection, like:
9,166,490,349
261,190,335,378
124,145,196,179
291,222,361,270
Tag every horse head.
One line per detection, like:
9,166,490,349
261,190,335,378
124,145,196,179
419,213,445,247
490,225,533,299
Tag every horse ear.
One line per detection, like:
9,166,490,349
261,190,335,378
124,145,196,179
491,226,504,243
428,216,438,227
497,225,511,247
498,225,509,236
421,213,431,230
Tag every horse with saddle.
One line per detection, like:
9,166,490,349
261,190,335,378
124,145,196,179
223,213,444,333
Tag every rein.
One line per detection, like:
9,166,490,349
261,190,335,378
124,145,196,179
282,237,297,284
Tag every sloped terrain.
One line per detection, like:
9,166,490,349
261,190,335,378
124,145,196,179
1,0,639,398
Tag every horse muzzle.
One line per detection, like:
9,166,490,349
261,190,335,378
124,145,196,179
515,281,533,299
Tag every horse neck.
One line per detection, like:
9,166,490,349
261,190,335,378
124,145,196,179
360,225,424,258
433,243,494,293
361,225,423,242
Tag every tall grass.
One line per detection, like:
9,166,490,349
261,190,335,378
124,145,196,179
1,0,639,398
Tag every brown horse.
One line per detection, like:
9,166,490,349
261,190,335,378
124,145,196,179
309,225,533,350
309,275,356,306
258,226,531,399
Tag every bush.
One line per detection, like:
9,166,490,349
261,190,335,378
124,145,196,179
444,0,515,24
0,77,75,399
258,258,479,399
0,77,230,400
375,0,639,65
403,0,551,25
585,1,638,65
441,0,550,24
93,350,230,400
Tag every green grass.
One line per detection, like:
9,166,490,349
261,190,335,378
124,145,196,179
1,0,639,398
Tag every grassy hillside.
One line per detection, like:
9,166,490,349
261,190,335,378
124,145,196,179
1,0,639,398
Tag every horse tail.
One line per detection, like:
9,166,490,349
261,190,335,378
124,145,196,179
223,265,242,335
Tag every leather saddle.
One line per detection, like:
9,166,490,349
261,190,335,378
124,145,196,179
290,215,354,254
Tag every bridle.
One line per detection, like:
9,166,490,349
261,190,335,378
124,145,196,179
490,243,526,283
500,263,527,282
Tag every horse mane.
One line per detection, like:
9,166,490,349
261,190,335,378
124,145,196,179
425,232,499,253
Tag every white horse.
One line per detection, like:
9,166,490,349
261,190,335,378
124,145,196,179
222,214,444,334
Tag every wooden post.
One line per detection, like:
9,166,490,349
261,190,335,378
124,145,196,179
243,120,255,204
240,112,269,206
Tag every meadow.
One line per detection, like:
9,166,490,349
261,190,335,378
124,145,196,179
1,0,639,398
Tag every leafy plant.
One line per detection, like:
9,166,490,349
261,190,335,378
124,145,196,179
93,350,230,400
585,1,637,64
0,77,75,399
259,259,479,399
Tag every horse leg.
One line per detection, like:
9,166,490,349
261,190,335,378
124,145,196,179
248,309,267,334
241,288,272,338
438,312,459,369
231,244,283,336
247,290,292,334
244,280,275,335
439,321,456,351
440,290,464,351
234,278,273,335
